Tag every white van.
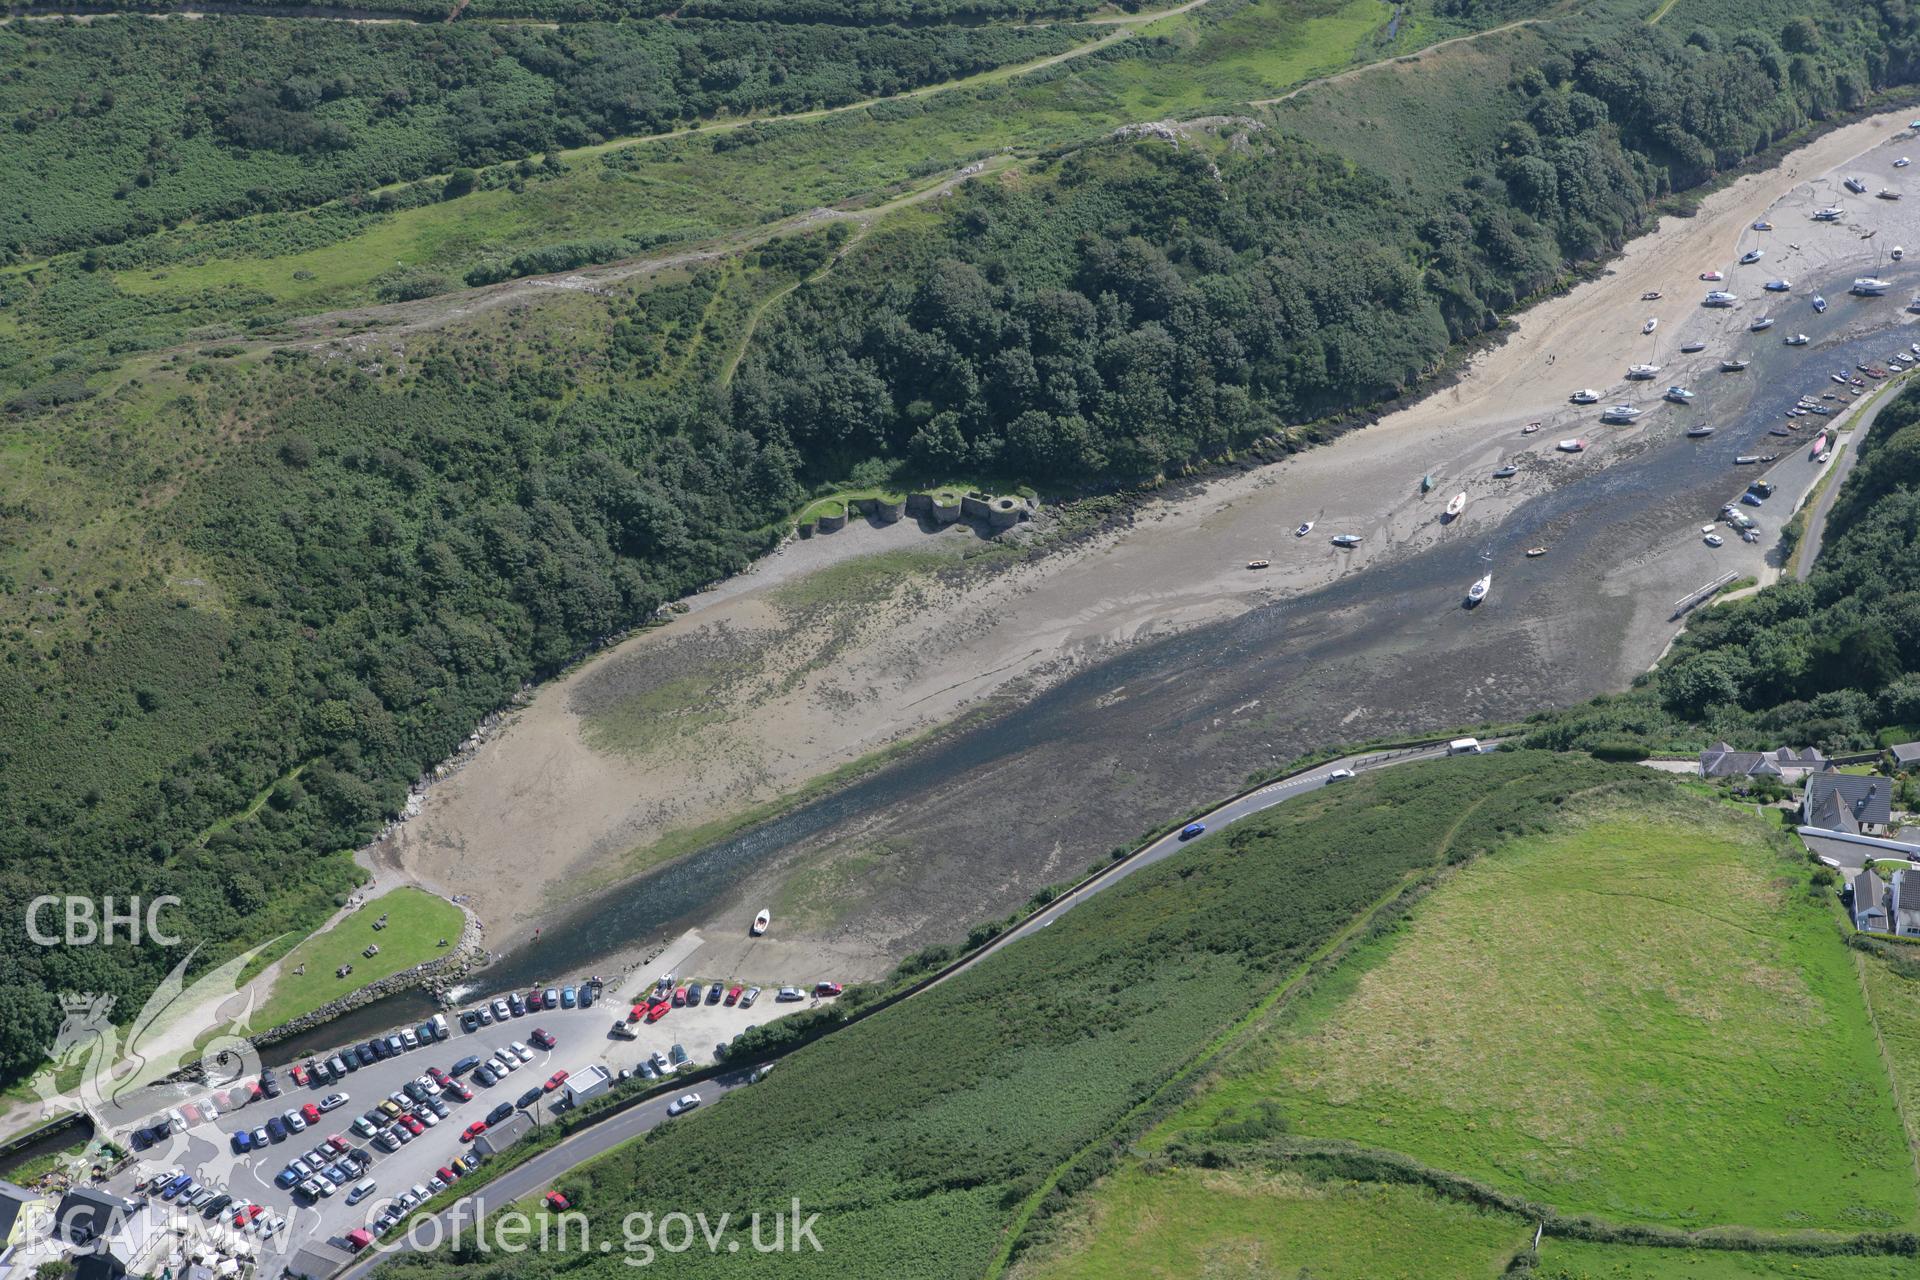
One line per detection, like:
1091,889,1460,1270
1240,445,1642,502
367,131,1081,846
429,1013,450,1041
1447,738,1481,756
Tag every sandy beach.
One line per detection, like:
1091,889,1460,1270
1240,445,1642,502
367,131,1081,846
367,106,1920,981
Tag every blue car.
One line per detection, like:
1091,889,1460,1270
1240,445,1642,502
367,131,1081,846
561,987,577,1009
231,1130,252,1155
1741,491,1764,506
1179,822,1205,840
161,1175,193,1200
266,1116,288,1143
274,1168,301,1190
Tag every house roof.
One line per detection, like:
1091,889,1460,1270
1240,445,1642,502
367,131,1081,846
1891,742,1920,767
1855,869,1888,911
52,1188,130,1246
1807,772,1893,828
1701,743,1823,777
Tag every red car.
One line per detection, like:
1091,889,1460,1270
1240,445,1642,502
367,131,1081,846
644,1001,671,1024
437,1165,460,1183
447,1082,473,1103
462,1121,488,1142
529,1028,556,1050
724,985,743,1006
290,1065,309,1087
527,989,545,1011
400,1115,425,1136
544,1070,569,1093
814,981,843,997
671,986,687,1008
300,1103,321,1125
545,1191,570,1211
326,1134,350,1153
234,1204,262,1227
427,1066,451,1086
629,1003,646,1023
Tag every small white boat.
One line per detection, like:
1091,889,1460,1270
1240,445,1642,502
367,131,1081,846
1444,492,1466,519
1331,534,1362,548
1700,270,1725,281
1702,291,1739,307
1721,358,1751,371
1294,521,1313,537
1734,454,1761,464
1880,189,1903,200
1569,388,1601,404
1763,279,1792,292
1642,317,1659,334
1626,363,1661,379
1846,177,1868,194
1601,404,1642,423
1899,157,1912,168
1686,425,1715,437
1679,340,1707,353
1525,546,1547,558
1465,574,1491,606
1492,464,1518,478
1521,420,1542,435
1246,559,1270,570
1556,438,1588,453
1749,316,1774,331
1853,277,1891,295
1752,220,1773,231
1740,249,1765,264
1897,246,1908,261
1663,386,1693,403
1784,333,1809,346
1813,294,1828,312
1642,290,1664,300
751,909,771,936
1813,206,1843,222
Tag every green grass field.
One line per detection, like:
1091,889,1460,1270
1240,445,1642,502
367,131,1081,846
247,888,464,1032
1017,1166,1527,1280
1535,1241,1920,1279
1151,799,1918,1232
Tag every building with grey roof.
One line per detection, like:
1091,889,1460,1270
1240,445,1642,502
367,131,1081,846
1803,773,1893,835
1699,743,1828,781
1854,868,1891,932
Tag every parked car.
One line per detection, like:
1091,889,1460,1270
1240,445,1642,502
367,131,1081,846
347,1181,378,1206
472,1065,496,1087
560,986,577,1009
669,1044,689,1068
252,1125,270,1148
517,1087,543,1109
724,985,743,1006
462,1121,489,1142
740,987,760,1009
266,1116,289,1142
461,1011,480,1034
319,1093,348,1113
705,983,724,1005
543,1070,569,1093
667,1093,702,1117
447,1081,474,1103
545,1191,570,1211
400,1029,419,1050
486,1102,514,1126
775,987,805,1002
527,990,544,1011
230,1130,251,1155
578,983,597,1009
672,986,689,1007
452,1055,483,1076
814,981,843,998
508,993,526,1017
645,1001,671,1024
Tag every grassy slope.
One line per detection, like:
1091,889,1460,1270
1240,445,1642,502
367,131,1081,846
1017,1167,1527,1279
3,0,1459,362
1535,1242,1920,1279
248,887,464,1031
374,752,1660,1280
1139,800,1915,1233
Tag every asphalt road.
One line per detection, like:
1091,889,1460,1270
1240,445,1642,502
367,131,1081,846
337,737,1480,1278
1794,369,1909,577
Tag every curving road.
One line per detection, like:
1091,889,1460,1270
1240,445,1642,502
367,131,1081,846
337,737,1478,1277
